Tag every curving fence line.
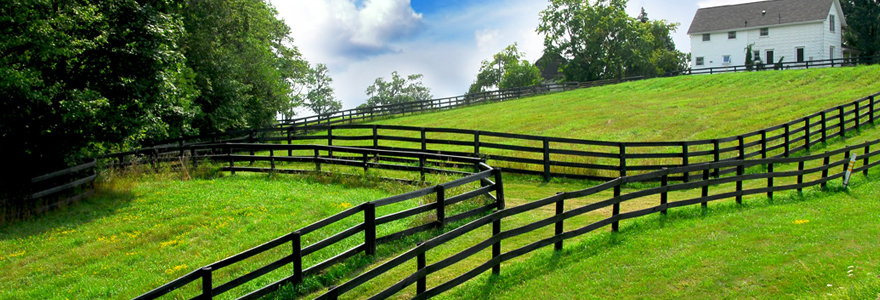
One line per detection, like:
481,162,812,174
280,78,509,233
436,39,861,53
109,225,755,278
125,143,505,300
312,138,880,300
154,91,880,183
1,160,97,223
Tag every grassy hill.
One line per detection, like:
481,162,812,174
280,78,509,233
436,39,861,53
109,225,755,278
359,66,880,142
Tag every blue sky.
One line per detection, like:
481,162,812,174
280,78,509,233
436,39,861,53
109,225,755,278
272,0,761,113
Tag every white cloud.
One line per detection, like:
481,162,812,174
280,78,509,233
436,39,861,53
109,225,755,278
475,29,501,52
272,0,423,67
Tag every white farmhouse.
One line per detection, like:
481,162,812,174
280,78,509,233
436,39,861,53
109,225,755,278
687,0,846,69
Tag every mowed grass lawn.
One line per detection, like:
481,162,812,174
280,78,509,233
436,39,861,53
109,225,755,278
440,177,880,300
357,65,880,142
0,168,445,300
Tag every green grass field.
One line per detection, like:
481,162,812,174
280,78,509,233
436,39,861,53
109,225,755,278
5,67,880,300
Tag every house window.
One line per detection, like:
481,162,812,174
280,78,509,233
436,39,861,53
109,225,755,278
766,50,774,63
830,15,835,32
723,55,731,64
728,31,736,39
702,34,711,41
696,57,705,66
830,46,835,59
796,47,805,62
760,28,769,36
753,51,761,63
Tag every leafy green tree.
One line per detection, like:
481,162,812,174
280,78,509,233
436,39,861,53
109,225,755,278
841,0,880,57
304,64,342,115
469,43,543,93
181,0,309,132
364,71,432,107
537,0,686,81
0,0,198,177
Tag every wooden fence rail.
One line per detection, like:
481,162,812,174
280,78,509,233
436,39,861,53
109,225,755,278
143,90,880,183
1,160,97,222
313,137,880,300
130,145,504,300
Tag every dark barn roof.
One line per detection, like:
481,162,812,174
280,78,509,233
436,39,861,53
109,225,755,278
687,0,841,34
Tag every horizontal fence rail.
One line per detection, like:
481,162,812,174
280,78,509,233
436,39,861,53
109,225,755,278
673,55,880,76
314,137,880,300
226,91,878,183
1,159,97,222
130,146,505,300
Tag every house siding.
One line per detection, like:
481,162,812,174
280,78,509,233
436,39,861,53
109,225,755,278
689,2,843,69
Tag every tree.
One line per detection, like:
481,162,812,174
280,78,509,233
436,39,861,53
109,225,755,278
304,64,342,116
469,43,543,93
0,0,198,179
181,0,309,133
841,0,880,58
364,71,432,107
537,0,686,81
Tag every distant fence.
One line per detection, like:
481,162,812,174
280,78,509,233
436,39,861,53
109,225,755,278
1,160,97,223
671,55,880,76
120,143,504,300
312,137,880,300
276,78,644,128
156,91,880,183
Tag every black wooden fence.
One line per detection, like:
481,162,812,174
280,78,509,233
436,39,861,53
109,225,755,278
1,160,97,222
277,78,644,128
671,55,880,76
130,144,505,300
312,137,880,300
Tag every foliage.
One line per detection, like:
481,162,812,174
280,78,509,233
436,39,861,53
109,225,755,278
841,0,880,57
180,0,309,133
0,0,198,178
304,64,342,116
364,71,432,107
745,43,755,71
468,43,543,93
537,0,687,81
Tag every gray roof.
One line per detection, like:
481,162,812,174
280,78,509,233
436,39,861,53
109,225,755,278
687,0,840,34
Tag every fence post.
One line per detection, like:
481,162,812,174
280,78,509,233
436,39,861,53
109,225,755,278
864,143,871,176
805,117,811,152
314,148,321,172
364,202,376,256
619,144,627,178
494,168,505,210
363,153,369,174
191,147,198,169
760,130,767,158
372,125,379,151
736,164,744,204
555,192,564,251
660,168,668,215
713,140,720,178
421,128,427,152
436,185,446,228
543,138,551,182
701,169,709,209
821,152,830,189
839,106,846,138
821,111,827,143
292,231,303,284
270,149,275,170
178,141,184,158
201,267,213,300
870,96,875,124
767,163,774,200
844,149,851,173
612,180,621,232
682,142,689,182
474,131,481,157
419,155,426,183
287,127,293,157
492,212,501,274
797,161,805,193
417,244,426,295
328,126,334,158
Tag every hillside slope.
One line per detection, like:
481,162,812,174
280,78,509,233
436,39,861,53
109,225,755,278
365,66,880,142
